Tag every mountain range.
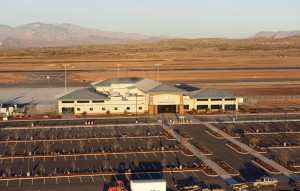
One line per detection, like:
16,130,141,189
0,22,164,47
0,22,299,47
249,30,300,39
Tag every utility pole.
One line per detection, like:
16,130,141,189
62,64,70,93
136,91,138,123
117,64,121,78
154,64,161,82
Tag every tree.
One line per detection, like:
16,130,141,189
5,165,11,177
249,137,260,147
145,139,154,149
280,151,289,164
82,111,87,117
106,110,110,115
103,159,109,171
191,108,197,114
78,140,86,153
161,156,167,169
167,126,174,131
13,129,19,140
111,128,117,137
225,124,234,132
181,138,188,146
39,163,45,175
134,158,139,169
39,130,45,139
63,129,70,138
8,143,17,156
71,161,76,173
112,142,120,152
264,124,270,132
284,122,289,129
135,128,143,136
43,141,51,154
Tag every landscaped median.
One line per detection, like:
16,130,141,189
193,143,212,155
214,160,239,176
272,158,300,173
194,161,218,177
205,129,224,139
226,142,249,154
252,158,281,174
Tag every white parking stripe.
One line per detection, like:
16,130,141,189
68,177,70,184
125,174,129,180
152,164,157,169
19,179,21,186
163,152,167,157
181,172,187,178
103,175,107,182
79,177,82,183
159,173,164,178
289,148,296,153
143,153,147,157
6,180,9,186
153,153,157,157
124,154,127,158
44,178,46,185
192,171,198,178
91,176,94,182
55,177,58,184
148,173,153,179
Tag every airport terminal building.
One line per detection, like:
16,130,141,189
55,78,239,115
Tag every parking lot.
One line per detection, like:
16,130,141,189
1,116,299,190
174,123,298,190
0,120,231,191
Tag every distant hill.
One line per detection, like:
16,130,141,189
0,22,165,47
249,30,300,39
1,36,300,57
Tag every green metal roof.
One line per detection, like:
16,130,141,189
188,88,235,98
56,88,109,100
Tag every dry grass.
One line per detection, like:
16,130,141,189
0,73,28,83
0,36,299,58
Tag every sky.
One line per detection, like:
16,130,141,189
0,0,299,38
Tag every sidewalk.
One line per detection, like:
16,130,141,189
203,122,300,182
162,118,248,190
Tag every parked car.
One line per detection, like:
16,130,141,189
251,176,278,188
230,183,249,190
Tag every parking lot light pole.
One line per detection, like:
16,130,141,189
154,64,161,82
62,64,70,93
117,64,121,78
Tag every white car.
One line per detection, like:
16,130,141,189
251,176,278,188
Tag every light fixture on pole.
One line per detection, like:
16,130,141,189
62,64,70,93
117,64,121,78
154,64,161,82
